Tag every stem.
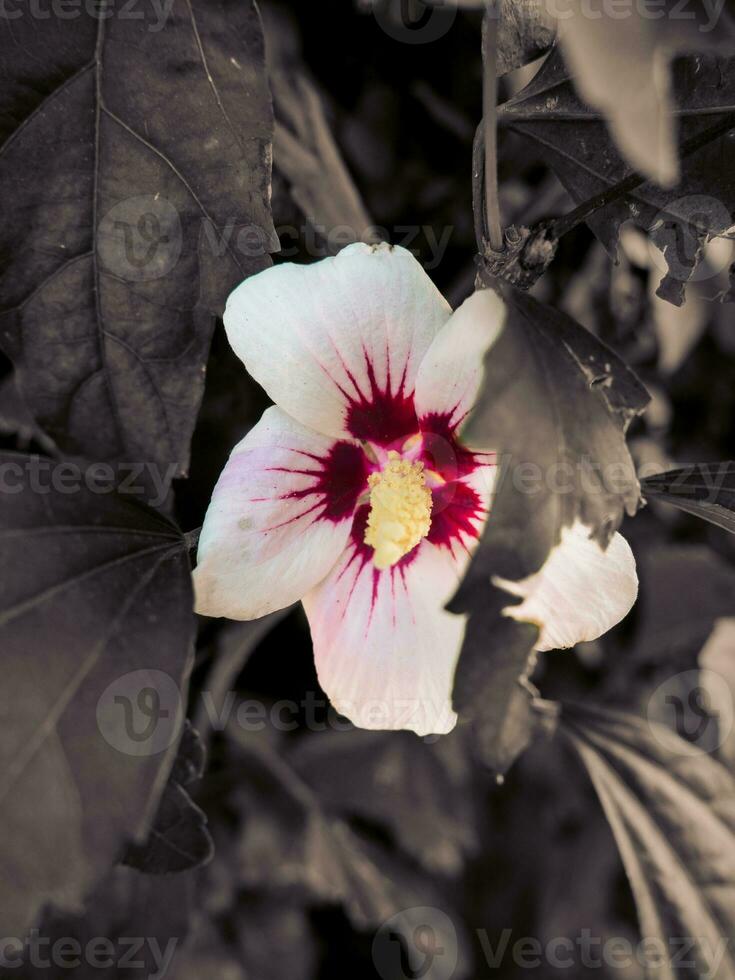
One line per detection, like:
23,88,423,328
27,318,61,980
483,0,503,252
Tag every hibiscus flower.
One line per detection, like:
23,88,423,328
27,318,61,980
194,243,638,736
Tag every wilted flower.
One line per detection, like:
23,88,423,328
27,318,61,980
194,244,637,735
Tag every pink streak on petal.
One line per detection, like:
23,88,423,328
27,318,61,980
220,439,370,533
283,441,372,524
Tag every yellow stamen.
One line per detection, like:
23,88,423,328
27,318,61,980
364,451,432,569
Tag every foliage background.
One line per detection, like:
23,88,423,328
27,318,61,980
1,0,734,977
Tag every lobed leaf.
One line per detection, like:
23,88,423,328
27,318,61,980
0,453,195,933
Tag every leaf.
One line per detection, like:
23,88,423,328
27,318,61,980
552,1,735,185
500,49,735,303
562,702,735,979
123,721,213,874
0,0,277,495
0,453,195,934
451,287,648,773
641,462,735,532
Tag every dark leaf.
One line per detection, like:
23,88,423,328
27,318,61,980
451,287,648,773
0,453,195,933
642,462,735,533
500,49,735,303
123,722,213,874
0,0,277,494
562,702,735,979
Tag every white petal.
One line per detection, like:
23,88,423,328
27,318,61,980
495,523,638,651
303,538,471,736
224,243,451,442
194,407,363,620
415,287,505,429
